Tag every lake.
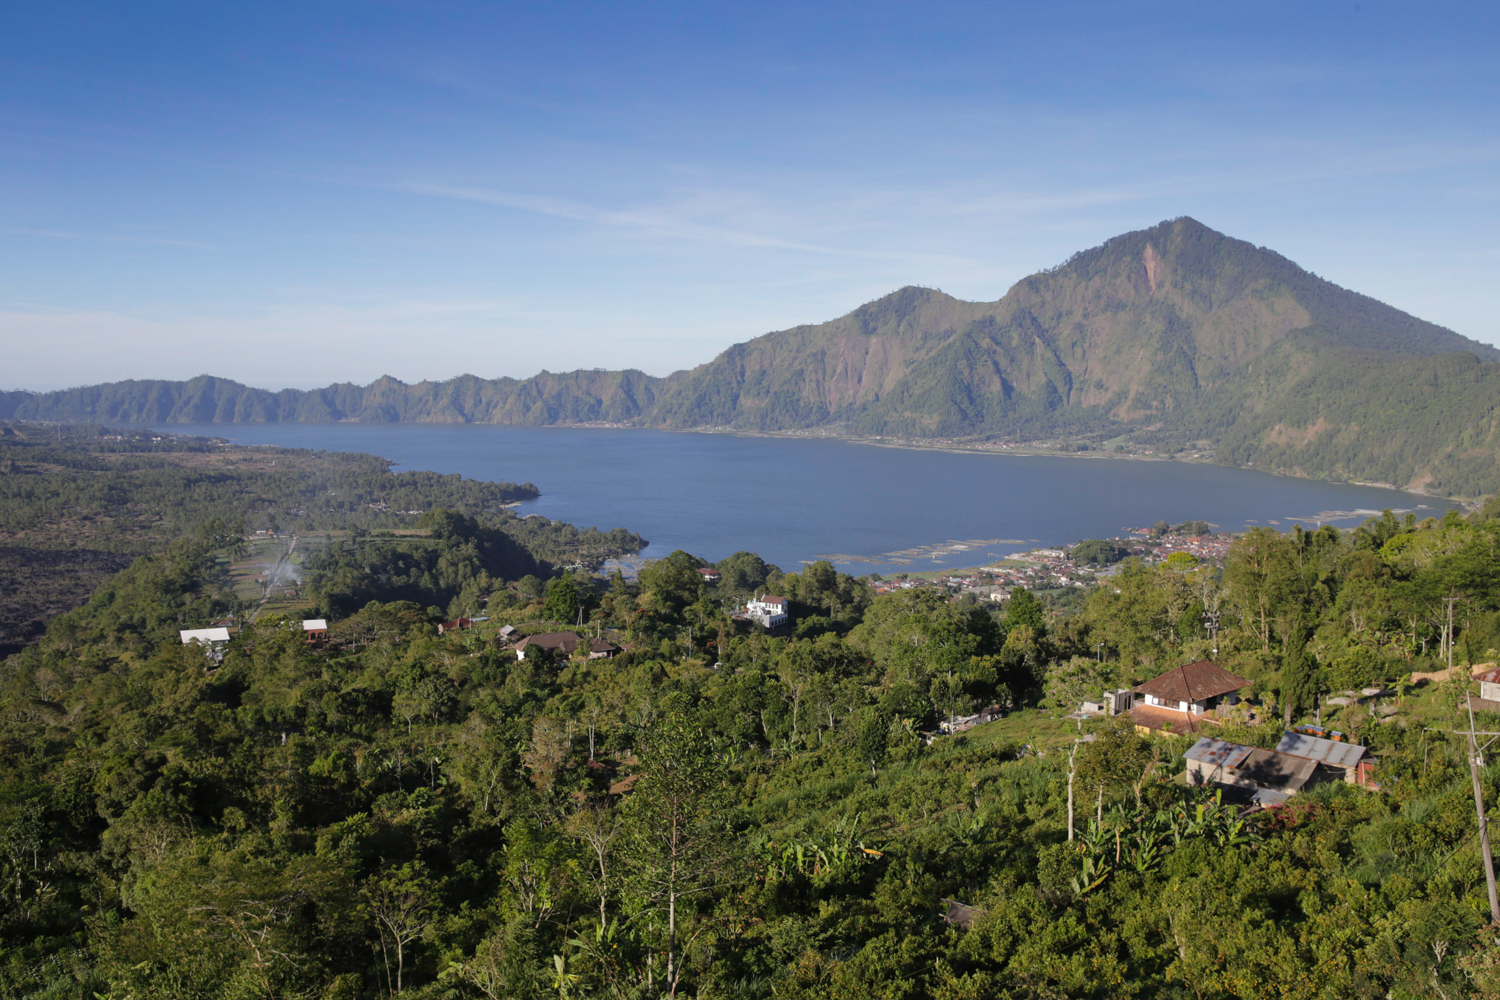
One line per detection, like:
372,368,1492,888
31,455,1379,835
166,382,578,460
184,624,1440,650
159,424,1456,575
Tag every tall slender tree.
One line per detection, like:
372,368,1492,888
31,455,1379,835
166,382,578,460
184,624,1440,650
619,712,733,998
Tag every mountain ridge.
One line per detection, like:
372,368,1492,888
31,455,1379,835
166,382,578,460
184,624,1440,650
7,217,1500,496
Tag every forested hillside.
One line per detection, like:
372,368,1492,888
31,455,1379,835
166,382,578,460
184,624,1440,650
8,474,1500,995
7,218,1500,496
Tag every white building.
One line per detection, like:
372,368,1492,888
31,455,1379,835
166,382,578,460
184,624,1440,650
179,627,231,646
745,595,789,628
180,627,231,661
1133,660,1247,715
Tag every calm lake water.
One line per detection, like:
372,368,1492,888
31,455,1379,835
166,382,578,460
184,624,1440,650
160,424,1456,575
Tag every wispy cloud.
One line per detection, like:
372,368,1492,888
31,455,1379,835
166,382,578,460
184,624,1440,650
397,181,980,267
402,181,860,253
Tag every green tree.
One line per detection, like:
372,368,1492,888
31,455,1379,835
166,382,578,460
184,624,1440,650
1043,655,1121,715
543,573,582,625
716,550,774,592
1075,716,1155,813
638,550,708,612
109,841,357,1000
1071,539,1127,567
1005,587,1047,638
1279,623,1318,726
502,818,578,926
849,589,1002,694
567,803,622,925
364,861,440,997
620,712,733,998
851,707,892,777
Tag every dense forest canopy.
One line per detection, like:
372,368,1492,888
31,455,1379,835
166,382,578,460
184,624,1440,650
9,218,1500,495
6,429,1500,995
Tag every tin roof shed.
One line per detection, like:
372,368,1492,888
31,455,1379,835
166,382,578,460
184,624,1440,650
1275,731,1368,769
1185,737,1254,770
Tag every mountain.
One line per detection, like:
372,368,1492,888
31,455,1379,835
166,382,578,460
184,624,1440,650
7,217,1500,495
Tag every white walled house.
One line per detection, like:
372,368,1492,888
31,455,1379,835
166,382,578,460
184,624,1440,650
1130,660,1249,735
745,595,789,628
1134,660,1247,714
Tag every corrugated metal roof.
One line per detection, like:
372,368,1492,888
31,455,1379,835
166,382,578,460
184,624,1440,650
180,627,231,644
1252,788,1292,806
1239,749,1318,791
302,619,328,630
1275,731,1367,768
1185,737,1255,770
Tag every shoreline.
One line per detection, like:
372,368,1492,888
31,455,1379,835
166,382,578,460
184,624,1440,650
74,416,1474,509
557,421,1471,508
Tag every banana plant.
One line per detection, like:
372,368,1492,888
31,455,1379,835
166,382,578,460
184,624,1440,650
551,954,581,998
1129,830,1164,873
1069,852,1112,897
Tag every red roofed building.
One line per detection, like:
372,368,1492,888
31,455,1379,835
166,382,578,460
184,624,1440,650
514,632,621,660
1131,660,1248,735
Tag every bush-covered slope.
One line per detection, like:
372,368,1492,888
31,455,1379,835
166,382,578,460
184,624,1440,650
10,502,1500,996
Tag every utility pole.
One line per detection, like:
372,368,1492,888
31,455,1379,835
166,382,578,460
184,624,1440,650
1456,682,1500,924
1202,608,1222,660
1444,594,1461,675
1067,738,1080,842
1466,730,1500,925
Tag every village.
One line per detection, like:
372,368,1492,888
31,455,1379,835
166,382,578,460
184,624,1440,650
177,589,1438,814
179,516,1460,815
870,522,1235,600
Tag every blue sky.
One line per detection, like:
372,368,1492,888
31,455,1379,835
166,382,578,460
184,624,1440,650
2,1,1497,390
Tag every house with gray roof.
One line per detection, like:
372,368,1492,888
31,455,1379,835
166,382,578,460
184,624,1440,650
1275,730,1376,787
1184,736,1321,804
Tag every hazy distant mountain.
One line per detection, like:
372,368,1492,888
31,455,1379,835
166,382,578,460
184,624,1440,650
8,217,1500,496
